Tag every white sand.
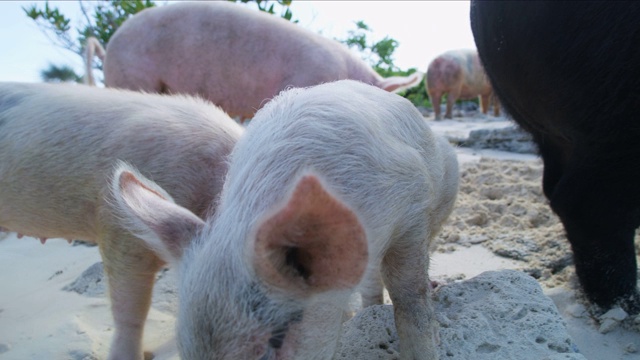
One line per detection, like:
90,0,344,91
4,231,634,359
0,237,176,359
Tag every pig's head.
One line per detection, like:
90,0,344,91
110,162,368,359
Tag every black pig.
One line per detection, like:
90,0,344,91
471,1,640,311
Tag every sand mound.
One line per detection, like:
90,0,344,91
436,157,640,335
337,270,584,359
2,146,638,359
436,158,573,289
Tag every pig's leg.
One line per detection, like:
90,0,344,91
479,94,490,114
430,92,443,121
492,95,501,116
360,271,384,307
99,230,164,360
444,91,458,119
382,234,438,360
545,148,640,311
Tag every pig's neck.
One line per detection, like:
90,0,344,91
203,199,263,273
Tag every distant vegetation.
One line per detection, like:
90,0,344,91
24,0,156,83
39,63,82,83
339,20,431,108
228,0,297,23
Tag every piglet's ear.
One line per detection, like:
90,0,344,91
253,174,368,296
111,163,205,264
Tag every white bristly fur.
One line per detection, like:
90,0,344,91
0,82,243,360
112,80,458,359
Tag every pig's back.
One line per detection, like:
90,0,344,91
0,82,241,240
223,80,457,251
103,2,369,118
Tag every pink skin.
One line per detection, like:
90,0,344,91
1,229,48,243
426,49,500,120
85,2,421,123
0,82,243,360
3,228,73,244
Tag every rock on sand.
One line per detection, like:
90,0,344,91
336,270,585,360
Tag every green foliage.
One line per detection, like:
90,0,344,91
378,67,430,108
371,37,399,73
228,0,297,22
340,21,430,108
400,76,431,109
84,0,156,49
24,2,74,53
340,20,399,73
24,0,156,82
40,63,82,83
24,1,155,56
342,21,369,52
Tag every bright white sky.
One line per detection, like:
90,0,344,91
0,1,474,83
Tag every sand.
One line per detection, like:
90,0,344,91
437,157,572,289
0,114,639,359
432,154,640,359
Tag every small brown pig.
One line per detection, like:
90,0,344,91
0,82,243,360
84,2,421,122
426,49,500,120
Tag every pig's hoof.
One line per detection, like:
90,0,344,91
144,351,154,360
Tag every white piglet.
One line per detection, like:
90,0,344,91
0,82,243,360
112,80,459,359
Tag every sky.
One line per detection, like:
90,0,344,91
0,1,475,83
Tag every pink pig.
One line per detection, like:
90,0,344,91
112,80,459,359
426,49,500,120
0,82,243,360
84,2,421,122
